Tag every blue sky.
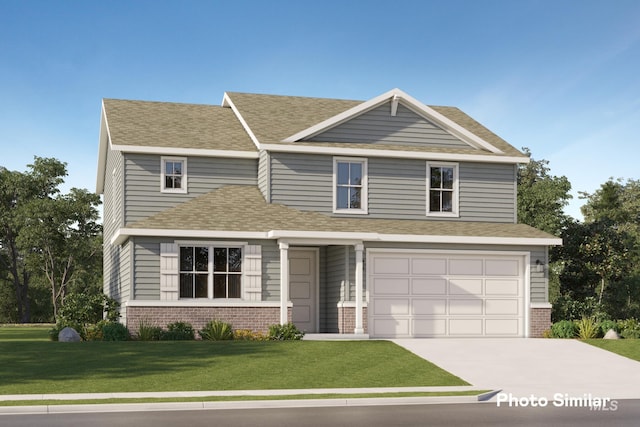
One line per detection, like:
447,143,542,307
1,0,639,221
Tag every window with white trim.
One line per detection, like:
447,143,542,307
334,157,367,214
179,245,242,299
161,157,187,193
427,162,459,216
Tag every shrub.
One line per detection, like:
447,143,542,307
161,321,195,340
48,324,63,341
597,319,619,337
550,320,577,338
268,322,305,340
101,322,130,341
618,318,640,339
199,320,234,341
137,320,163,341
576,317,598,340
541,329,552,339
234,329,267,341
85,322,104,341
56,293,120,340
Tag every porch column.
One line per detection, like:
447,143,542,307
279,242,289,325
354,243,364,334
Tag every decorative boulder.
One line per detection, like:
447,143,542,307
58,327,81,342
603,329,620,340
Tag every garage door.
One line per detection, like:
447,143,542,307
368,251,524,338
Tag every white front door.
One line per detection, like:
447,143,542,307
289,249,318,333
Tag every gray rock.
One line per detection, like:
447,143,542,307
58,327,81,342
603,329,620,340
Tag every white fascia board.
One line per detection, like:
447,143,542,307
111,228,269,246
268,230,379,241
261,143,529,164
221,92,262,150
96,102,111,194
110,144,259,159
376,234,563,246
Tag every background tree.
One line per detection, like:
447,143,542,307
0,158,102,323
517,148,572,236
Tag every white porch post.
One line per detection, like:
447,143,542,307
354,243,364,334
279,242,289,325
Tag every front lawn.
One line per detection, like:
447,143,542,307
585,339,640,362
0,326,467,395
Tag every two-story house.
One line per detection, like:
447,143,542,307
96,88,561,338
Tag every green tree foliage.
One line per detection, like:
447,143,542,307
0,157,103,322
554,178,640,320
517,148,572,236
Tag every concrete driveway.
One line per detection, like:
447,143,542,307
393,338,640,401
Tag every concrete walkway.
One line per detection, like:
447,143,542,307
393,338,640,401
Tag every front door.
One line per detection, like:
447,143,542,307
288,249,318,333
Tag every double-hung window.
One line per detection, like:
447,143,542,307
161,157,187,193
334,157,367,214
427,162,459,217
179,245,242,299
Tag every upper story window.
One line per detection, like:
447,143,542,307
179,245,242,299
427,162,459,217
161,157,187,193
334,157,368,214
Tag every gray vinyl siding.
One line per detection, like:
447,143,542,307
270,152,516,222
103,148,129,316
459,163,516,222
258,150,270,202
270,152,333,212
124,154,258,223
133,237,161,300
324,246,345,332
310,102,469,148
530,246,548,303
364,242,548,302
261,240,280,302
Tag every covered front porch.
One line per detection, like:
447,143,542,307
277,240,367,335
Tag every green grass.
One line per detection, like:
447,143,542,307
0,326,468,395
584,339,640,362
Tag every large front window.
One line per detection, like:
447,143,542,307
334,157,367,214
427,162,458,216
179,246,242,299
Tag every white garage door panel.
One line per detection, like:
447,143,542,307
413,319,446,336
449,299,483,315
412,258,447,275
373,257,410,274
485,259,519,276
486,280,520,296
449,319,483,335
373,298,410,315
412,278,447,295
449,279,483,295
369,252,525,338
485,299,520,315
372,277,410,295
412,299,446,315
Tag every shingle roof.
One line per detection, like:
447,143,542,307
102,99,257,152
225,92,526,158
127,185,558,242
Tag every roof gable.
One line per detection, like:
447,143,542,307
283,88,504,154
307,101,471,149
